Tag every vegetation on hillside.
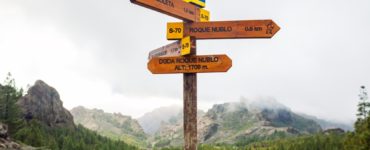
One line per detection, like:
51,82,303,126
152,86,370,150
0,73,137,150
344,86,370,150
71,106,148,148
1,73,369,150
0,73,24,135
14,120,137,150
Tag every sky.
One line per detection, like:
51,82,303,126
0,0,369,124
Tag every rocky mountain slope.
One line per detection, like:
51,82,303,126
298,113,353,131
71,106,147,147
0,122,21,149
138,105,182,135
11,80,137,149
10,79,349,149
153,98,322,147
149,108,205,147
17,80,75,129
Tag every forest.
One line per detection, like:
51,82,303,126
0,74,137,150
1,73,370,149
154,87,370,150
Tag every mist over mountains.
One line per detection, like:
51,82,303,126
146,98,324,147
137,97,352,135
0,78,356,149
137,105,182,135
103,97,350,148
69,93,353,148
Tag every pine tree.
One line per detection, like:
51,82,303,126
357,86,370,120
0,73,24,134
0,74,138,150
344,86,370,150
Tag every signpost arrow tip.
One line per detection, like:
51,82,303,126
269,20,281,38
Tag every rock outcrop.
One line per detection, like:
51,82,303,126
0,122,21,150
323,128,345,135
153,98,323,147
197,100,322,144
17,80,75,129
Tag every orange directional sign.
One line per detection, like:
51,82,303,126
148,55,232,74
167,20,280,40
130,0,210,22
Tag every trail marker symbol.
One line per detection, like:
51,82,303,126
181,36,191,56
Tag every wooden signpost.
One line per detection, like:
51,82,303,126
130,0,210,22
131,0,280,149
148,55,232,74
167,20,280,40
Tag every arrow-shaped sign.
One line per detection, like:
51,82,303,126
167,20,280,40
148,54,232,74
130,0,210,22
148,36,192,60
148,41,181,60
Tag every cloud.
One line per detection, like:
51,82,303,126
0,0,370,124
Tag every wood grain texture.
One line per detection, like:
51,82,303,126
167,20,280,39
147,54,232,74
183,38,197,150
131,0,203,22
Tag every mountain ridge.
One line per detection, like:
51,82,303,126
12,79,351,149
297,112,353,131
70,106,148,147
1,78,141,149
151,98,324,147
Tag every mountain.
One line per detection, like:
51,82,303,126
138,105,182,135
198,99,322,144
17,80,75,129
71,106,147,147
298,113,353,131
150,107,206,147
153,98,322,147
11,80,137,149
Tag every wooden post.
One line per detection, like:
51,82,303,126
131,1,279,150
183,38,197,150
